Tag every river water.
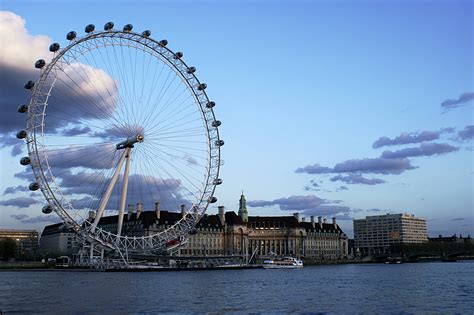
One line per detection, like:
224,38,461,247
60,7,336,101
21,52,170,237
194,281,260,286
0,261,473,314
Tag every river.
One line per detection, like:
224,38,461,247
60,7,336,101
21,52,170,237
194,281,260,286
0,261,473,313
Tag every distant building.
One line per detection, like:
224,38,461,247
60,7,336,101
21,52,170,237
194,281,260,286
39,223,77,256
40,193,349,260
0,229,39,259
428,234,473,244
353,213,428,256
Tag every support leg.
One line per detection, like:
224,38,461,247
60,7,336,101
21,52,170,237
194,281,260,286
117,148,132,236
91,149,128,232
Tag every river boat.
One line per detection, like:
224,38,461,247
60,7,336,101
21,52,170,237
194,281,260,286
262,256,303,269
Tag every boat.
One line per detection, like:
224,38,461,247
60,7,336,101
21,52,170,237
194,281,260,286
262,256,303,269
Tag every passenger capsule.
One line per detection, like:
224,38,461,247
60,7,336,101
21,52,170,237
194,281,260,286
85,24,95,33
66,31,77,41
16,130,27,139
18,104,28,113
123,24,133,32
197,83,207,91
173,52,183,59
158,39,168,47
209,196,217,203
206,101,215,108
24,81,35,90
29,182,40,191
215,140,224,147
35,59,46,69
49,43,60,52
212,120,221,127
142,30,151,37
104,22,114,30
186,67,196,74
20,157,31,165
213,178,223,185
42,205,53,214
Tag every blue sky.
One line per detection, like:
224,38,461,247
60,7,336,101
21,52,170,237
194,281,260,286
0,0,472,237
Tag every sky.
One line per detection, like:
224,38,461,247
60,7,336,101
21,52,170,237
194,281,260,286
0,0,472,238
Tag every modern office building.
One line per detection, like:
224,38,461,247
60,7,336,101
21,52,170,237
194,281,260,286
40,193,349,260
353,213,428,256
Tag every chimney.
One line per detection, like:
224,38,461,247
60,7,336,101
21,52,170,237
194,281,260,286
218,206,225,225
88,210,96,221
301,217,306,222
318,216,322,228
155,202,160,219
323,218,327,224
332,217,337,228
181,204,186,217
293,212,300,223
127,204,133,220
136,202,142,219
310,216,315,228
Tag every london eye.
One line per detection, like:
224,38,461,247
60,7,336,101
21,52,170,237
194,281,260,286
17,22,223,257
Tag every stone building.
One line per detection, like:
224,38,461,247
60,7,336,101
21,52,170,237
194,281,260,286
39,194,349,260
39,223,76,256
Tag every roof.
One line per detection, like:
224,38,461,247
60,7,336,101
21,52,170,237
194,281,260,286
41,223,75,236
299,221,344,233
225,211,243,225
247,216,300,228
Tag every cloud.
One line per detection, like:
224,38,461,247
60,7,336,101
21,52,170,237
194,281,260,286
441,92,474,111
10,213,60,224
295,164,332,174
296,158,416,175
372,130,445,148
381,143,459,159
0,196,40,208
330,174,386,185
247,195,358,218
10,214,28,220
303,179,321,191
57,170,191,212
333,157,416,175
247,195,327,211
4,185,26,194
61,126,92,137
0,11,118,149
458,125,474,141
300,205,352,217
451,217,465,222
46,143,118,170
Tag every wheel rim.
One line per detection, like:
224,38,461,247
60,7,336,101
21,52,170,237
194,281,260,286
25,28,222,251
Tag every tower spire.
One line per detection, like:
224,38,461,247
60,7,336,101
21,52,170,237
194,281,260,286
238,191,248,223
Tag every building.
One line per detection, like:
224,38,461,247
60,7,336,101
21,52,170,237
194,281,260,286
39,223,77,256
40,193,349,260
428,234,473,244
0,229,39,259
353,213,428,256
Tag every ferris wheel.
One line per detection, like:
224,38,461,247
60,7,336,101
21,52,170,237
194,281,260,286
17,22,223,254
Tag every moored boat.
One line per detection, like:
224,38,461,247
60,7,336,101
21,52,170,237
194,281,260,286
262,256,303,269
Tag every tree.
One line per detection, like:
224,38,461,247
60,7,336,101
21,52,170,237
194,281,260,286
0,238,17,261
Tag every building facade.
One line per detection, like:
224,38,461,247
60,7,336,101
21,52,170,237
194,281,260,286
354,213,428,256
40,194,349,260
0,229,39,259
39,223,77,256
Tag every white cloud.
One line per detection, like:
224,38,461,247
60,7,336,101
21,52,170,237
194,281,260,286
0,11,51,68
